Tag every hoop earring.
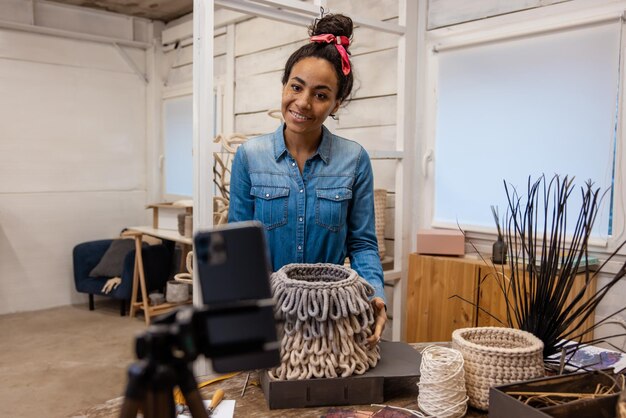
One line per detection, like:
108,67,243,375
330,114,338,120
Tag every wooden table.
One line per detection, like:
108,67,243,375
72,343,487,417
127,226,193,325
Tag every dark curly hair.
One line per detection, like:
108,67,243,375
281,13,354,103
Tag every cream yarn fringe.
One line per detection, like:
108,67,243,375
269,263,380,380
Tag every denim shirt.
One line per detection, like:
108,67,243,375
228,123,385,301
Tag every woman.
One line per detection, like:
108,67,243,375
228,13,386,346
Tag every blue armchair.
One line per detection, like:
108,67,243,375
73,239,175,315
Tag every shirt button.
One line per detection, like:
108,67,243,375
265,193,270,197
335,195,340,199
299,189,304,193
292,162,296,166
299,217,303,222
297,245,302,250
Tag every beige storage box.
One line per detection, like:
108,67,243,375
416,229,465,256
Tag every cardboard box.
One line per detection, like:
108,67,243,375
416,229,465,256
260,341,421,409
489,370,619,418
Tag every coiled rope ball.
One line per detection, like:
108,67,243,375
417,346,468,418
268,263,380,380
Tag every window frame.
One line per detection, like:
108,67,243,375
160,77,225,201
420,1,626,258
161,88,194,200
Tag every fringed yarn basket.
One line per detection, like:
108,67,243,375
451,327,544,410
269,263,380,380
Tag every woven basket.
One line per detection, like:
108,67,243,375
452,327,544,410
373,189,387,259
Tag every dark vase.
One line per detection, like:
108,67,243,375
492,237,507,264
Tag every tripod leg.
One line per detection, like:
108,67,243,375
119,398,143,418
119,362,149,418
176,365,209,418
146,388,178,418
184,388,209,418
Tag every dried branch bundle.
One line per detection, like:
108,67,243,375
496,175,626,360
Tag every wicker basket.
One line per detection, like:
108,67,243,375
452,327,544,410
373,189,387,259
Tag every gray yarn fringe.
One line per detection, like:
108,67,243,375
269,263,380,380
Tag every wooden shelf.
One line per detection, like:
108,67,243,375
126,226,194,325
131,299,192,317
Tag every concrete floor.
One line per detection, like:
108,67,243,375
0,301,145,418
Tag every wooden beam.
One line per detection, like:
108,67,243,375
217,0,406,35
215,0,311,27
0,18,150,49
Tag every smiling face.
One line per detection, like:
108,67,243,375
281,57,342,144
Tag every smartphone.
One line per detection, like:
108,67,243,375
194,221,279,373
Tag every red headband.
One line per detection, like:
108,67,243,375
310,34,351,76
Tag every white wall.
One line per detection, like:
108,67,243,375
0,4,155,314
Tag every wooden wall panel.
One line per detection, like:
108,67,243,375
236,40,306,78
234,111,282,136
372,159,396,192
215,33,227,56
0,0,33,24
328,0,399,21
352,49,397,99
234,71,282,114
334,125,396,151
163,34,226,86
235,17,305,57
165,64,192,86
427,0,570,30
352,22,400,56
336,96,397,129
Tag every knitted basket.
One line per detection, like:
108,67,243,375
451,327,544,410
269,263,380,380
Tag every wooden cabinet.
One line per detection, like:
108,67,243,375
406,254,595,343
406,254,479,342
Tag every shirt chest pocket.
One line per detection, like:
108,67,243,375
250,186,289,230
316,187,352,232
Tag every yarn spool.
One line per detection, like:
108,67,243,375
269,263,380,380
417,346,468,418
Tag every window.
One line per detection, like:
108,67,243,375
163,95,193,197
432,21,621,238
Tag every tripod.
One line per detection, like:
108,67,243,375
118,301,279,418
118,323,209,418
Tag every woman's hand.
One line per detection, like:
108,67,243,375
367,297,387,348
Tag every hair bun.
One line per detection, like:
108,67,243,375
309,13,353,45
